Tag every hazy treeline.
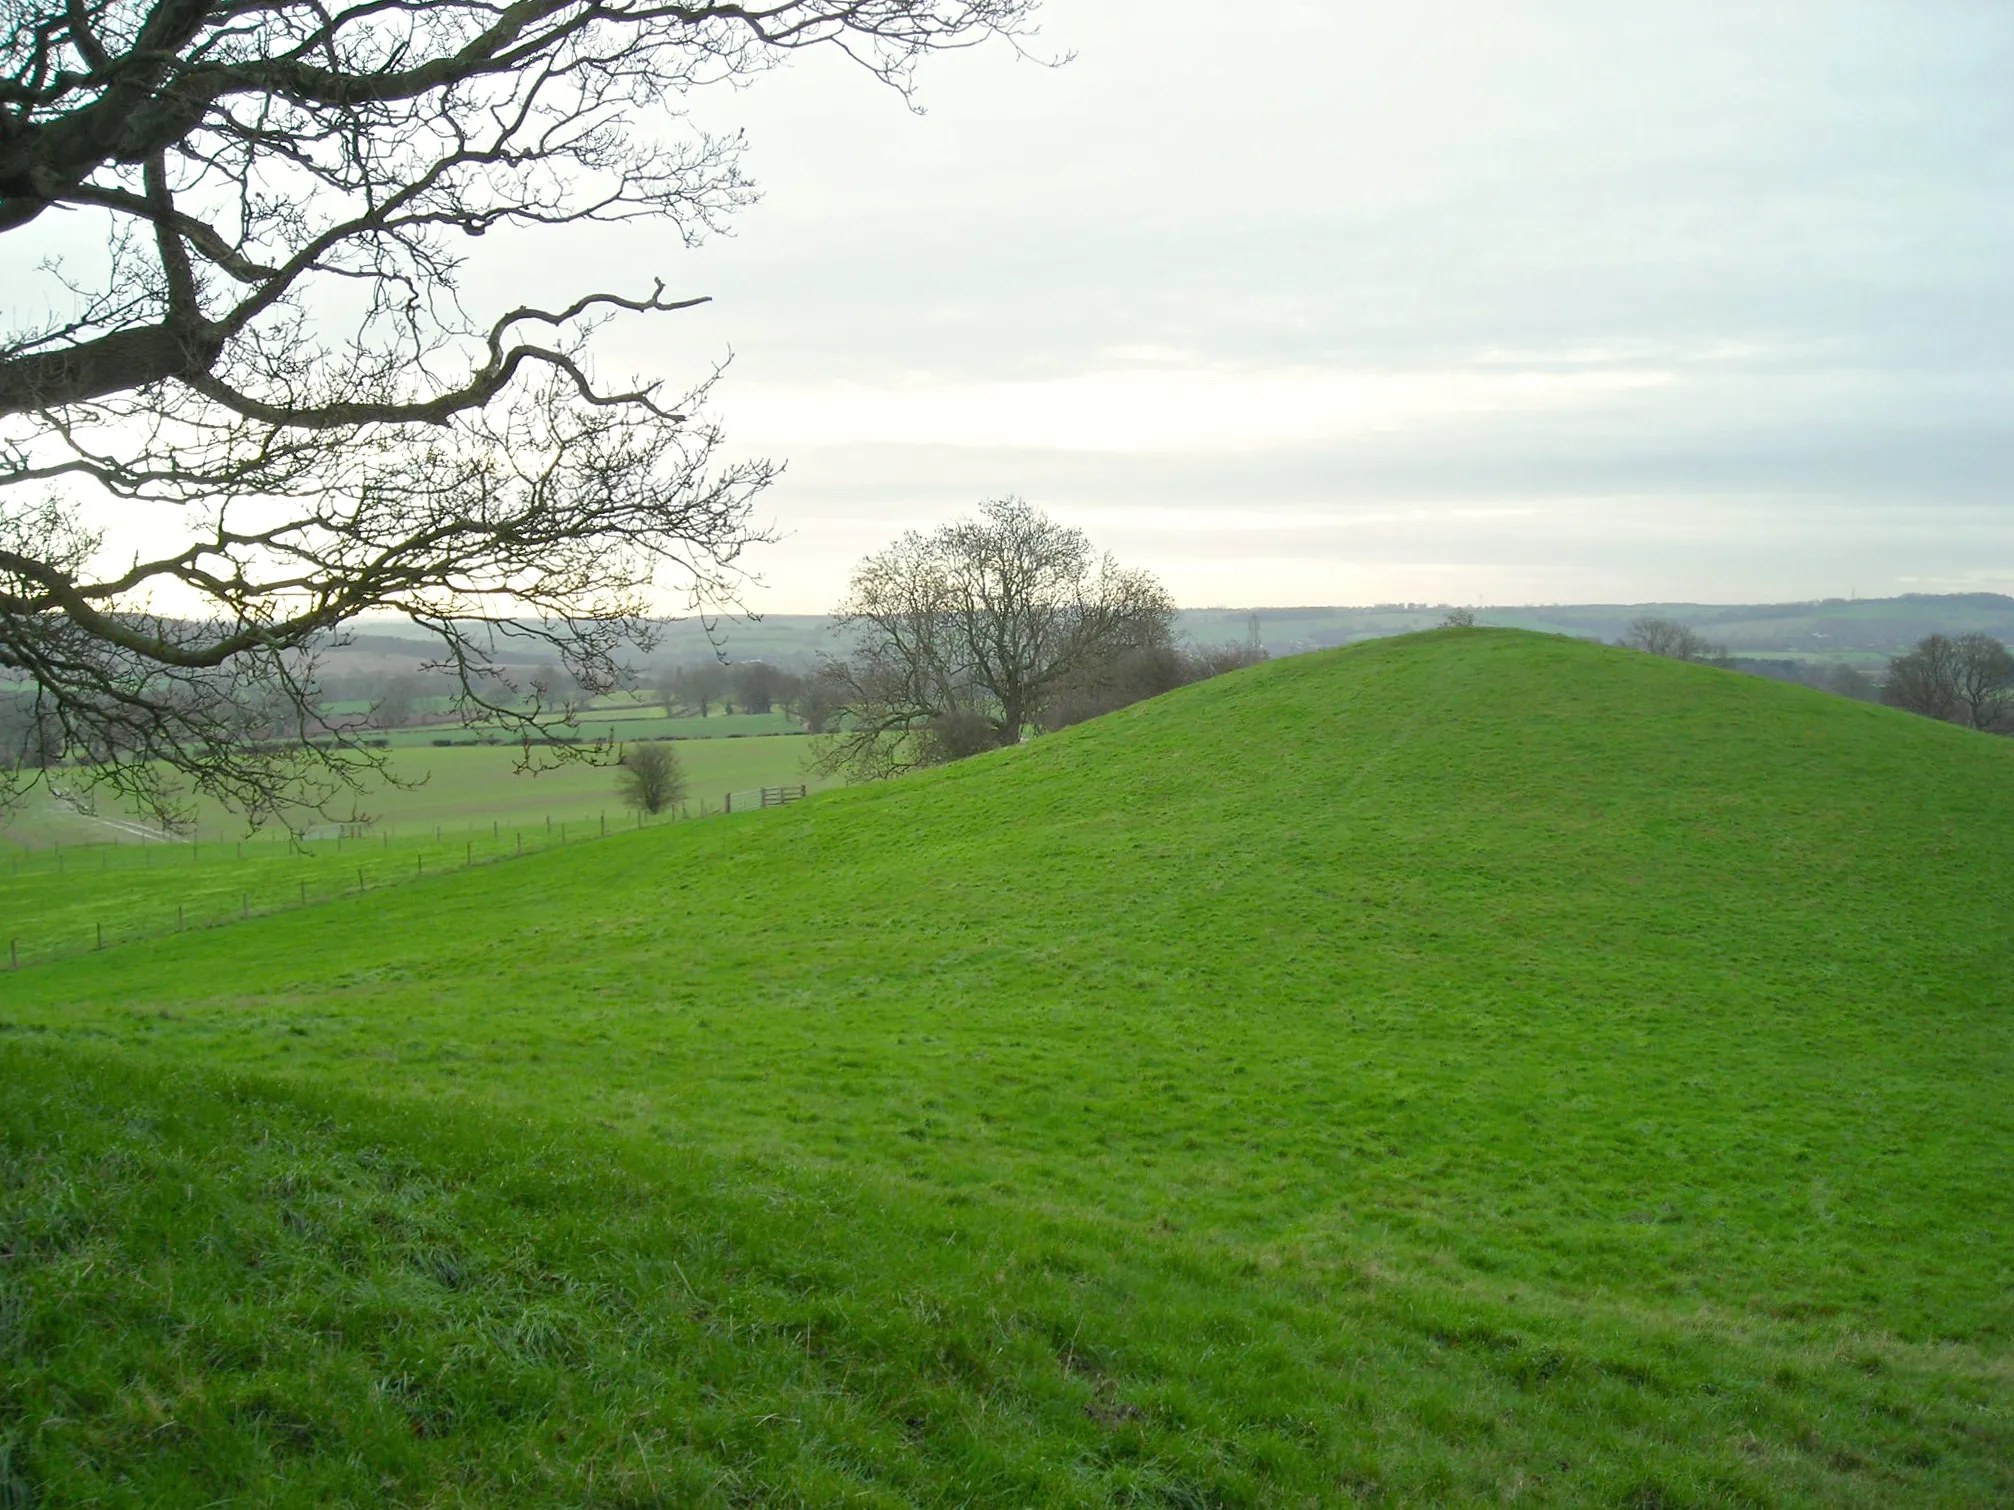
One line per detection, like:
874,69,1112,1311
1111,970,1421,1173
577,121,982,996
1623,615,2014,730
1620,618,1879,701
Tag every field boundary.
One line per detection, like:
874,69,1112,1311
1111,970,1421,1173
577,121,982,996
4,797,774,972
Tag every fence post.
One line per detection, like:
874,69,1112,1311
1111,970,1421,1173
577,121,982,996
177,904,184,932
300,879,307,906
417,853,424,876
9,939,16,969
95,921,102,951
358,866,365,893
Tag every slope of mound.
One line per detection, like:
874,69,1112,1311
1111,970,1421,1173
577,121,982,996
4,629,2011,1504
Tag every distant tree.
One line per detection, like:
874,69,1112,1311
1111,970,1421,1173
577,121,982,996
1823,663,1877,701
0,689,62,772
1624,617,1726,664
1039,637,1265,732
1439,608,1478,628
1882,634,1964,723
1951,632,2014,731
617,742,687,815
674,663,730,718
732,662,792,715
818,497,1174,778
1190,641,1270,678
1040,637,1188,732
791,667,845,733
370,675,424,730
655,669,684,716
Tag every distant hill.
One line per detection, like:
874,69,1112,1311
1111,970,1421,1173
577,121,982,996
1186,592,2014,664
5,631,2010,1502
323,591,2014,674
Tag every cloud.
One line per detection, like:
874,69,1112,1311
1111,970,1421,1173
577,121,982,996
727,364,1673,453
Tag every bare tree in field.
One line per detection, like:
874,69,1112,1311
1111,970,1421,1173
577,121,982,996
672,662,730,718
1951,633,2014,731
731,661,793,715
1883,634,1963,723
818,497,1174,778
1624,617,1725,664
616,741,686,815
0,0,1037,826
367,677,417,733
1885,632,2014,729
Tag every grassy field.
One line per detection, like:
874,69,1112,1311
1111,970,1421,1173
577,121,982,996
371,708,803,750
0,736,829,966
0,733,825,853
2,630,2010,1504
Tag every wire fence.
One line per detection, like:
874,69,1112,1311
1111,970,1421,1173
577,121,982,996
2,795,786,972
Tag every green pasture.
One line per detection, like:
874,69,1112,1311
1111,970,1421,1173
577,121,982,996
2,631,2010,1504
1,733,824,852
0,736,827,965
0,824,632,970
371,708,801,749
294,733,823,829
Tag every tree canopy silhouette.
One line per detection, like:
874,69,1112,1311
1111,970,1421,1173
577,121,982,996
0,0,1035,824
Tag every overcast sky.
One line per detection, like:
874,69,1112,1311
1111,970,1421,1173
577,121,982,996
19,1,2012,615
524,0,2007,612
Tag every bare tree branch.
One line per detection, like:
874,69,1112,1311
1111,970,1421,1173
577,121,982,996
0,0,1040,824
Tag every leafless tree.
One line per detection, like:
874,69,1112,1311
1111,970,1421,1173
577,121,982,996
1886,632,2014,729
731,661,790,714
790,663,843,733
1624,616,1726,664
1040,636,1264,732
817,497,1173,778
0,0,1037,826
616,739,685,814
368,674,424,731
671,661,728,718
1882,634,1963,723
1951,633,2014,731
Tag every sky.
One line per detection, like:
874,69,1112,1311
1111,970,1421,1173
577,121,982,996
13,0,2014,614
540,0,2014,612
